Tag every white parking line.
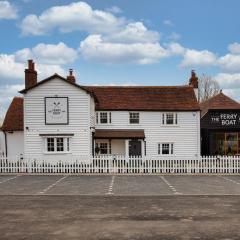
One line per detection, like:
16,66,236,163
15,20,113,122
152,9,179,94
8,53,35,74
0,175,19,184
218,176,240,185
107,176,115,195
160,176,182,195
37,175,68,194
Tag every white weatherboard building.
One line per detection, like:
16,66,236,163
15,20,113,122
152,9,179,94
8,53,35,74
1,60,200,160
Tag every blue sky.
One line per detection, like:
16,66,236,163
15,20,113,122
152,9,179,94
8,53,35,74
1,0,240,118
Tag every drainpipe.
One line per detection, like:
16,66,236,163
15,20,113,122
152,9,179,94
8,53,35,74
3,131,7,157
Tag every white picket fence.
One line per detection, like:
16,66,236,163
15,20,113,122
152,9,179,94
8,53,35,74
0,155,240,174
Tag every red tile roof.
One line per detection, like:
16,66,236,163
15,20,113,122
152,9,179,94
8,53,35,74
86,86,199,111
94,129,145,139
2,79,200,131
1,97,23,131
200,92,240,116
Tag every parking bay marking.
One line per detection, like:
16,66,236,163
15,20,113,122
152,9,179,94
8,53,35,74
160,176,182,195
107,175,115,195
218,176,240,185
37,175,68,194
0,175,20,184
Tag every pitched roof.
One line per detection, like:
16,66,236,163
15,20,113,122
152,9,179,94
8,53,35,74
94,129,145,139
2,81,200,131
19,73,94,96
86,86,199,111
200,92,240,116
1,97,23,131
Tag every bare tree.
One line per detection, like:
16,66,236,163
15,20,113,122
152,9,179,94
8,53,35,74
198,74,220,102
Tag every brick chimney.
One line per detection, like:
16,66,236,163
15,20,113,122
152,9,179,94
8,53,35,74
189,70,198,88
189,70,199,101
67,69,76,83
25,60,37,89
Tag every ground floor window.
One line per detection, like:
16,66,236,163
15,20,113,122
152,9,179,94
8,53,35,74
45,137,70,153
95,142,111,155
158,143,174,155
210,132,240,155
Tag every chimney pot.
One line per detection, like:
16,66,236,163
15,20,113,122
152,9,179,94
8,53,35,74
67,68,76,83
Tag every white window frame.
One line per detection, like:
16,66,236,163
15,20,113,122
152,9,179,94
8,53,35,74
129,112,140,124
162,113,178,126
96,112,112,124
95,142,111,155
158,142,174,155
44,137,71,154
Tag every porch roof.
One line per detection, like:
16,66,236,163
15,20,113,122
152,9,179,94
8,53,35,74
94,129,145,139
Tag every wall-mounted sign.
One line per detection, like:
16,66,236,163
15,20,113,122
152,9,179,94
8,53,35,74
210,113,240,127
45,97,69,125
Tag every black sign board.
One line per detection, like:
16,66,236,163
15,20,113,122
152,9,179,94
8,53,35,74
201,110,240,129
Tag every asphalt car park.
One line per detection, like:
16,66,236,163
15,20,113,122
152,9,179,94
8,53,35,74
1,174,240,240
0,174,240,195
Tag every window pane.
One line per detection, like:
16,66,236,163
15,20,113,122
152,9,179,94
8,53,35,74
166,114,174,125
130,112,139,124
100,112,108,123
100,143,108,154
162,143,170,154
57,138,64,152
171,143,174,154
47,138,55,152
96,113,98,124
67,138,70,151
158,143,161,154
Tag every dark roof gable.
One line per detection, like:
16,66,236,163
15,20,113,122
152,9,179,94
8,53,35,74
200,92,240,116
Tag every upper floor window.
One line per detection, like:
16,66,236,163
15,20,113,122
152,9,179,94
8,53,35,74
162,113,178,125
129,112,139,124
96,112,112,124
158,143,174,155
45,137,70,153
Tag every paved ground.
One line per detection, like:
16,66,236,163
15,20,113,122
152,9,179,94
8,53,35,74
0,175,240,239
0,174,240,195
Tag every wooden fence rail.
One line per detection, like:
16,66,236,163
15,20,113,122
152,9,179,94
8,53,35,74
0,155,240,174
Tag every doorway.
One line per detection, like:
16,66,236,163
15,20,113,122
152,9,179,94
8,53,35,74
129,140,142,156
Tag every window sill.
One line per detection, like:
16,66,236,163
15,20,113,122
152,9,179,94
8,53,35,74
43,152,71,155
161,125,179,127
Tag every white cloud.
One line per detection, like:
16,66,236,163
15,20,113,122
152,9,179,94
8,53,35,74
0,55,24,80
105,6,122,14
215,73,240,89
0,1,18,19
163,20,174,27
180,49,217,67
20,1,123,36
0,84,23,118
15,42,78,65
80,34,168,64
0,52,66,84
218,54,240,72
166,42,185,56
222,88,240,101
104,22,160,44
228,42,240,54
